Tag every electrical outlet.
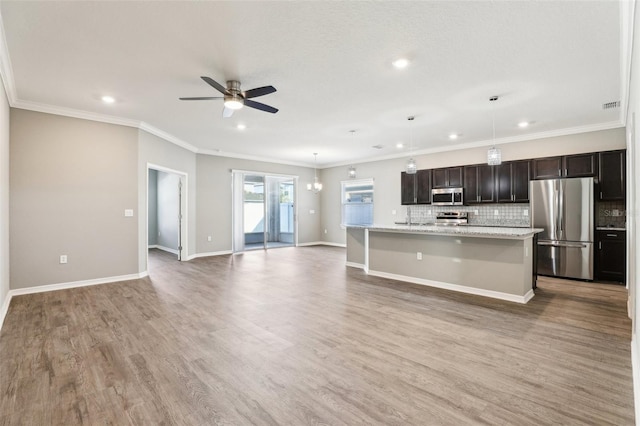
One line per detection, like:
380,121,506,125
523,210,529,216
474,210,479,215
309,209,315,214
124,209,134,217
494,210,499,216
207,236,212,242
613,209,619,217
324,229,328,234
392,209,397,215
427,210,432,215
416,252,422,260
60,255,68,264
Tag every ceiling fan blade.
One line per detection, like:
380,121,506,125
222,106,234,118
244,99,279,114
201,76,228,94
179,96,223,101
244,85,276,99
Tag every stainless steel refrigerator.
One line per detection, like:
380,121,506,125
530,177,594,280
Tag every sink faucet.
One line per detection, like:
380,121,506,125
406,206,412,225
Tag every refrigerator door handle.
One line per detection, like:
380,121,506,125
538,241,588,249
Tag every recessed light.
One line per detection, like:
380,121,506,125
396,143,404,149
101,95,115,104
237,124,246,130
449,134,459,140
392,58,410,69
518,121,529,128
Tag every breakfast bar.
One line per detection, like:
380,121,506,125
346,225,544,304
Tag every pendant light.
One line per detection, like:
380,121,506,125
307,153,323,193
406,116,417,174
348,130,357,178
487,96,502,166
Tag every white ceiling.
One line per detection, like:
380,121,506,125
0,1,626,167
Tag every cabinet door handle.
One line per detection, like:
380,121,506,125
606,233,618,237
599,242,602,250
600,191,603,199
564,168,568,176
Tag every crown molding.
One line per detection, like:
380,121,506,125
197,148,314,168
322,120,625,169
138,122,198,153
12,99,140,128
0,10,16,104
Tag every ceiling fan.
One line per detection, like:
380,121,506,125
179,76,278,118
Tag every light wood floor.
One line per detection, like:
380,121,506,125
0,246,634,425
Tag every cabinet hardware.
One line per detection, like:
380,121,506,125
600,191,603,199
606,234,618,237
564,168,567,176
599,242,602,250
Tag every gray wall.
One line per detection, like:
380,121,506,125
10,109,139,289
196,154,321,253
0,76,9,307
320,128,627,246
156,170,180,251
147,169,157,246
137,129,196,271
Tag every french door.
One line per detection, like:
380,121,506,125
232,171,297,252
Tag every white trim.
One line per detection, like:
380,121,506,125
318,241,346,248
346,261,365,269
187,250,233,260
203,150,313,168
632,335,640,426
0,290,11,332
153,245,179,255
322,121,625,169
0,10,16,104
139,122,198,153
367,269,535,304
148,244,158,249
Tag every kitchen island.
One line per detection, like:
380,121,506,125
346,225,544,304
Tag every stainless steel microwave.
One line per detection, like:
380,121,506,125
431,187,464,206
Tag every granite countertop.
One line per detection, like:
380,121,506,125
349,224,544,239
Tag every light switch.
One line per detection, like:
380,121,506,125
124,209,134,217
207,236,212,242
60,255,67,264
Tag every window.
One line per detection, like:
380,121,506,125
341,179,374,226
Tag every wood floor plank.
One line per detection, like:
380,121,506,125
0,246,634,425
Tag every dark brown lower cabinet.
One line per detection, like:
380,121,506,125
595,230,625,283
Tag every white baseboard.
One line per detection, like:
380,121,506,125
0,271,148,332
346,261,365,269
152,245,179,255
0,290,11,332
297,241,346,248
187,250,233,260
148,244,158,249
632,335,640,426
367,269,535,304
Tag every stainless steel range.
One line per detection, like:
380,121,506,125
435,211,468,226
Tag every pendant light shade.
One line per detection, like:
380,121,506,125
487,96,502,166
406,158,417,174
307,153,322,193
487,147,501,165
406,116,417,174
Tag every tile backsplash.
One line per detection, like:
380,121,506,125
407,204,530,227
596,200,626,228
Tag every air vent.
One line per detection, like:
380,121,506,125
371,144,384,149
602,101,620,110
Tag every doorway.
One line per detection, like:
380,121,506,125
147,166,187,263
232,171,297,252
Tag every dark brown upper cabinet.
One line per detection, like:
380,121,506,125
400,172,416,205
464,165,495,204
415,169,432,204
432,167,463,188
533,153,597,179
496,160,531,203
598,150,626,201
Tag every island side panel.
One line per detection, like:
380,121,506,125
367,231,533,298
346,227,366,268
